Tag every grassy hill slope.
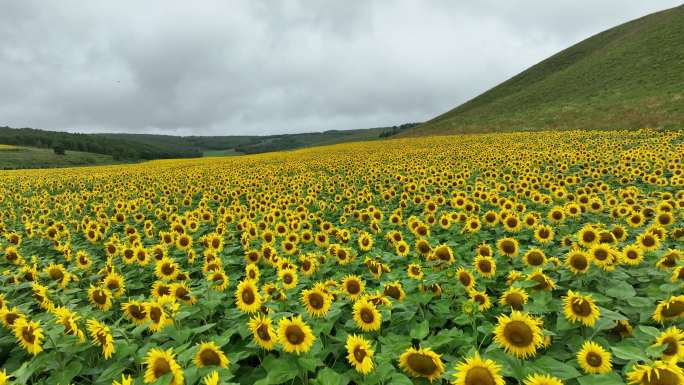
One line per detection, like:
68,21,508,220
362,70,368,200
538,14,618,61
404,5,684,136
0,145,116,170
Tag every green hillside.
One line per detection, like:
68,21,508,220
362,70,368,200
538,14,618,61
404,4,684,136
0,145,116,170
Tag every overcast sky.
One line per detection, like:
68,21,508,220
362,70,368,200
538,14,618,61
0,1,680,136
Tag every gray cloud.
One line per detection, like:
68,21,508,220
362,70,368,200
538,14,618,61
0,0,680,135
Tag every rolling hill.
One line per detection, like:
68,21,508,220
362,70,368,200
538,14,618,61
402,4,684,136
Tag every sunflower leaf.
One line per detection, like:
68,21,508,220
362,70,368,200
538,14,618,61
577,372,626,385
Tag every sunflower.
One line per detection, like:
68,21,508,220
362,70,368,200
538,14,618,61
144,348,184,385
452,353,505,385
122,300,148,325
301,287,332,317
589,244,615,268
493,311,543,359
194,341,229,368
146,301,171,332
278,268,298,290
407,263,424,280
627,360,684,385
346,334,374,375
0,306,24,328
112,374,133,385
577,340,612,374
565,249,592,274
13,318,44,355
654,327,684,362
103,272,126,297
523,373,564,385
87,319,115,359
245,264,260,282
75,251,92,269
534,225,554,244
277,315,315,354
612,320,633,338
653,295,684,324
474,255,496,278
175,233,193,251
155,257,180,281
341,275,365,300
353,297,382,331
88,285,113,311
577,225,600,247
383,281,406,301
496,237,519,258
170,282,196,305
52,306,85,342
499,287,529,311
433,244,455,264
235,279,262,313
621,244,644,265
563,290,600,327
207,270,229,291
456,267,476,290
527,270,556,291
637,232,661,251
249,313,277,350
523,248,547,267
398,346,445,382
469,290,492,311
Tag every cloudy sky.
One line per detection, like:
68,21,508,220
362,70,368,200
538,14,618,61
0,1,680,136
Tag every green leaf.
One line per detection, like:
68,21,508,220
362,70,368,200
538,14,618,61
527,356,581,380
314,368,349,385
410,320,430,340
253,355,299,385
47,361,83,385
604,281,636,300
637,325,661,339
388,373,414,385
577,372,626,385
611,345,647,361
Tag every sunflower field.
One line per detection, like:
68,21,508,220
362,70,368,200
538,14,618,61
1,129,684,385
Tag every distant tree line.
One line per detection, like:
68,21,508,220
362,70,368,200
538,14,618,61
0,126,202,160
379,123,421,138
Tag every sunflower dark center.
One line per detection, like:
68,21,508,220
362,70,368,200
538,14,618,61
663,337,678,356
504,321,534,347
465,366,495,385
153,358,171,378
22,326,36,344
527,252,544,266
643,236,655,247
406,353,437,376
583,232,596,243
241,288,255,304
161,262,175,275
360,308,375,323
257,324,271,341
129,305,146,319
5,313,19,325
346,281,361,294
285,325,305,344
478,260,492,272
507,294,524,310
594,249,608,260
539,229,550,238
571,255,588,270
502,241,515,254
50,269,64,280
642,368,680,385
572,299,592,317
661,301,684,318
93,290,107,305
199,348,222,366
385,285,401,299
353,346,367,362
459,274,472,286
308,293,324,309
586,352,602,367
149,307,162,322
283,274,293,284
